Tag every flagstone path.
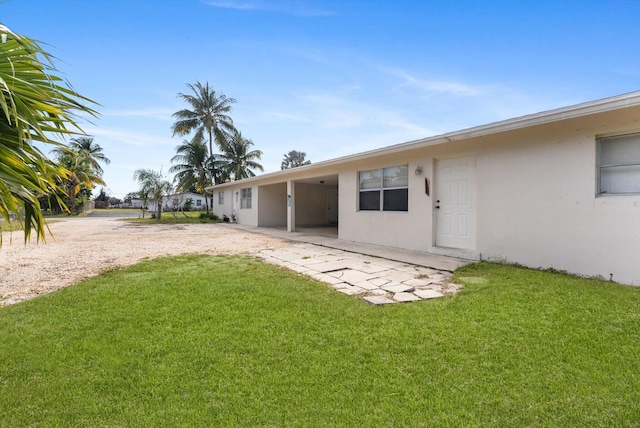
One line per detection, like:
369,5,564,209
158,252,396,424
258,243,462,305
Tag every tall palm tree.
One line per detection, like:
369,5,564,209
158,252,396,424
218,130,264,181
0,23,97,244
69,136,110,175
53,146,105,214
171,81,237,166
169,134,212,212
133,169,173,220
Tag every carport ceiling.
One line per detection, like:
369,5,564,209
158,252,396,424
295,174,338,186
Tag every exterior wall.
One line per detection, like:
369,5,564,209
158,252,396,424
339,110,640,284
258,183,287,227
212,189,232,218
236,185,258,226
339,155,433,251
295,183,330,226
473,116,640,285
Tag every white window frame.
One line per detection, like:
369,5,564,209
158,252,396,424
196,199,202,207
598,132,640,195
218,191,224,205
358,165,409,211
240,188,252,209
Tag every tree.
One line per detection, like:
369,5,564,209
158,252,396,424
169,134,212,212
218,130,264,181
69,136,111,175
52,145,106,214
171,81,236,182
281,150,311,170
133,169,172,220
0,23,97,244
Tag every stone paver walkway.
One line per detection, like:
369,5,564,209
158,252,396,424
257,243,462,305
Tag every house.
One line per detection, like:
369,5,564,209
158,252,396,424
147,192,208,212
126,198,144,209
207,91,640,285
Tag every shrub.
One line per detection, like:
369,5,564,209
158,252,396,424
199,212,219,221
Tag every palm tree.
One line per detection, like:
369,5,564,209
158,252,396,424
133,169,173,220
0,23,97,244
218,130,264,181
53,146,106,214
169,135,212,213
69,136,111,175
171,82,237,182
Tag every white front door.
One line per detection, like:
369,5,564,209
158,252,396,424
435,156,476,250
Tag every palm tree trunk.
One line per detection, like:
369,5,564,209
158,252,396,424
156,197,162,220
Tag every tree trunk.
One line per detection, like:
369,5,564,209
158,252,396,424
156,197,162,220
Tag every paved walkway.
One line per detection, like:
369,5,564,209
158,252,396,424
230,225,471,305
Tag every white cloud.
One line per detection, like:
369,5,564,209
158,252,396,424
84,126,175,148
203,0,336,16
384,67,485,97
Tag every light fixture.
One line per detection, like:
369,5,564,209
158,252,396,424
415,166,423,176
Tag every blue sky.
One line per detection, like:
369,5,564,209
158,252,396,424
4,0,640,198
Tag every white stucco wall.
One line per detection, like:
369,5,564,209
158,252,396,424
338,110,640,284
212,189,232,218
207,102,640,284
258,183,287,227
295,183,330,226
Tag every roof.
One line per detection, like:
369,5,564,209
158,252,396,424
208,90,640,190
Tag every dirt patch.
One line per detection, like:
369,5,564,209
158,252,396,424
0,217,289,306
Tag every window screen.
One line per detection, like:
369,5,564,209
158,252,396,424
599,133,640,194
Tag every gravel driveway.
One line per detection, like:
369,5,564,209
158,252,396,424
0,215,288,306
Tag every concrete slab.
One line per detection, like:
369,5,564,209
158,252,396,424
337,286,366,296
331,269,378,283
381,284,414,293
363,295,396,305
393,292,422,302
403,278,434,287
414,289,444,299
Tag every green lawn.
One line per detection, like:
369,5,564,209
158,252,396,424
1,257,639,426
126,210,223,224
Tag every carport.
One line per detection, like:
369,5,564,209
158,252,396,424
257,174,338,233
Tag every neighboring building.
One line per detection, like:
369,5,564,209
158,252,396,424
126,198,144,209
207,91,640,285
148,192,208,212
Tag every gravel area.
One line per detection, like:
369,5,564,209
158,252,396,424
0,215,289,306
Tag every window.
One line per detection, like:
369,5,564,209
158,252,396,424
196,199,202,207
218,191,224,204
598,133,640,194
359,165,408,211
241,188,252,209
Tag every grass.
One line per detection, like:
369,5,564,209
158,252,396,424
0,219,23,232
1,258,639,426
127,210,223,225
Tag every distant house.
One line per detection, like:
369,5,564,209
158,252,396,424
207,91,640,285
147,192,207,212
126,198,144,209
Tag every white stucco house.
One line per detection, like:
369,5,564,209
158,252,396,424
147,192,208,212
207,91,640,285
